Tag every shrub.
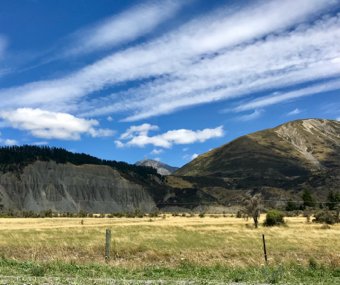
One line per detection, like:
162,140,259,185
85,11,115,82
263,210,285,227
285,200,300,211
40,209,53,218
78,210,87,218
313,210,337,225
236,210,243,218
198,212,205,218
149,211,159,218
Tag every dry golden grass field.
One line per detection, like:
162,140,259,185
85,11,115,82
0,214,339,269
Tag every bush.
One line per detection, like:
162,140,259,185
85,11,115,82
40,209,53,218
313,210,337,225
263,210,285,227
285,200,300,211
78,210,87,218
236,210,243,218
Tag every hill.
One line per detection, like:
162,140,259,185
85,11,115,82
0,146,215,212
173,119,340,204
0,146,166,213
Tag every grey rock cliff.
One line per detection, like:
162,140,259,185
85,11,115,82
0,161,156,213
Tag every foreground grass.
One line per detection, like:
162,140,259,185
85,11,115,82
0,215,339,283
0,258,339,284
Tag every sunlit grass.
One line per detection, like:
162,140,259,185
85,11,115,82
0,215,339,269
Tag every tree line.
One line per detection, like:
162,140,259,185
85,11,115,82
0,145,160,180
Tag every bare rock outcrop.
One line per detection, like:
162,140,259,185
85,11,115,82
0,161,156,213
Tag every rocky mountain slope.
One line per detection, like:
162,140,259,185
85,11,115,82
0,161,156,213
0,146,213,212
0,146,165,213
174,119,340,203
136,159,178,175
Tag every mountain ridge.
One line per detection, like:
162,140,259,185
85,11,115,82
0,118,339,212
172,118,340,205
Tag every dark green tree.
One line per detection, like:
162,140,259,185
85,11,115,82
0,196,3,212
302,189,316,209
327,191,340,211
286,199,300,211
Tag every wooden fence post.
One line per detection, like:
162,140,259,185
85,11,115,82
105,229,111,261
262,234,268,265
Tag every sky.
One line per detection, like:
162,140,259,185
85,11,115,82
0,0,340,167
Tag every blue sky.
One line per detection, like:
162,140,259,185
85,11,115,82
0,0,340,167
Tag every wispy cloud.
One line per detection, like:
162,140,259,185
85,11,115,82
32,141,49,146
287,108,302,116
234,79,340,112
236,109,263,122
115,124,224,148
0,35,8,77
65,1,183,57
151,149,163,155
0,35,7,59
0,108,115,140
0,0,339,125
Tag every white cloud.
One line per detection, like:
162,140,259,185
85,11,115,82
4,139,18,146
287,108,302,116
89,128,115,138
0,108,114,140
66,1,182,56
191,153,199,160
32,141,49,146
0,135,18,146
107,116,113,122
116,124,224,148
0,0,339,123
236,109,263,122
114,140,125,148
120,123,159,139
82,6,340,121
151,148,163,155
234,79,340,112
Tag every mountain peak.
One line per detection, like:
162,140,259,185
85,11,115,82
175,119,340,191
135,159,178,176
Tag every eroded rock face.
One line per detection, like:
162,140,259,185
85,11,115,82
0,161,156,213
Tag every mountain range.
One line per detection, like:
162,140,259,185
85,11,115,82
0,118,339,212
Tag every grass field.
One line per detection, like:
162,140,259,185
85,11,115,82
0,215,339,284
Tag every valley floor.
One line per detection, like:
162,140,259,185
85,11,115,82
0,215,339,284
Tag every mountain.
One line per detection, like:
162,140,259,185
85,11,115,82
0,146,165,213
0,146,210,213
1,119,339,213
174,119,340,203
136,159,179,175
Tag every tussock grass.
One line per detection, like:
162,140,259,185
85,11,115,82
0,215,339,268
0,215,339,284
